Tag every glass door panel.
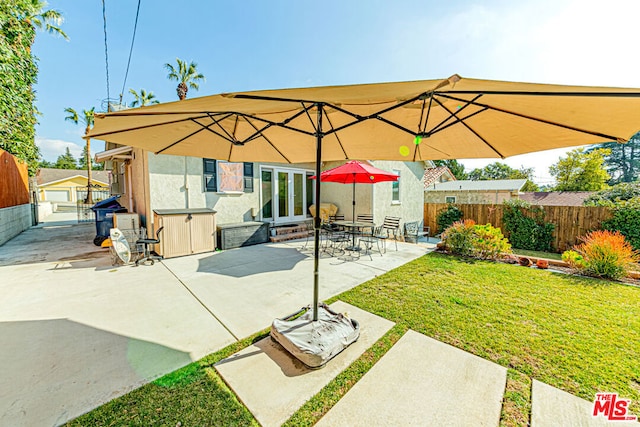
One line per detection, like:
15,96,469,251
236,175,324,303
261,170,273,220
293,172,303,216
277,171,289,219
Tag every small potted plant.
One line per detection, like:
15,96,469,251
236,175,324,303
536,259,549,269
518,257,532,267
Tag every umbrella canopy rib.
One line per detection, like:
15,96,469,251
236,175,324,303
241,116,292,163
323,110,349,159
156,120,213,155
437,92,629,142
431,96,505,158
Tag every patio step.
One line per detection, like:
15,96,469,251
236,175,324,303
270,230,313,243
269,223,313,243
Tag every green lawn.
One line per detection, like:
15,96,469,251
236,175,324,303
67,253,640,426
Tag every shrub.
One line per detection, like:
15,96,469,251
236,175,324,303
436,204,463,233
561,250,586,269
441,219,476,257
502,199,554,251
600,198,640,251
441,220,511,260
472,223,512,259
562,230,639,280
584,183,640,206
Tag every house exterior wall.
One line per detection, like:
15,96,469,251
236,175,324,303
424,190,518,204
147,154,266,226
38,176,108,202
142,155,425,230
371,161,424,226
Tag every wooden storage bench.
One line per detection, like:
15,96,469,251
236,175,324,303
217,221,269,250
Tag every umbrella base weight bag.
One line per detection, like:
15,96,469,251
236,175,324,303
270,303,360,369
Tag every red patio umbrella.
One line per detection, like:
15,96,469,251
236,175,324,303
312,160,399,221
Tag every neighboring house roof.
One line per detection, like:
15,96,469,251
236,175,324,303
423,166,456,187
36,168,109,186
425,179,528,192
519,191,593,206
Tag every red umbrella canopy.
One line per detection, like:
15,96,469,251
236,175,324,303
315,160,399,183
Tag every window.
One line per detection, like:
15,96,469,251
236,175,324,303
392,169,401,202
445,196,456,203
203,159,253,193
203,159,217,192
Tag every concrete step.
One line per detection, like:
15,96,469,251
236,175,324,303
270,230,312,243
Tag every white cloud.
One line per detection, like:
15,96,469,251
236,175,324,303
36,138,83,162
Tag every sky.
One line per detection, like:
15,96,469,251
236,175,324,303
32,0,640,186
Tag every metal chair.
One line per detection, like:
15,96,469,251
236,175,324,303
359,225,385,259
381,216,401,250
135,226,164,266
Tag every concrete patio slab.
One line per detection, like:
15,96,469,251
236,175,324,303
0,219,236,426
215,301,395,427
163,239,429,339
316,329,507,427
531,380,639,426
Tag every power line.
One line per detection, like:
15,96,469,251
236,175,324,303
102,0,110,108
119,0,142,105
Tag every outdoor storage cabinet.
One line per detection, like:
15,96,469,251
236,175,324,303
217,221,269,250
153,208,216,258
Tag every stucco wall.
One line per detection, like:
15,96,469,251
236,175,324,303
424,191,516,204
0,204,31,246
145,155,425,228
371,161,424,227
147,154,263,226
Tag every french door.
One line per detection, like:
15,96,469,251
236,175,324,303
261,167,313,223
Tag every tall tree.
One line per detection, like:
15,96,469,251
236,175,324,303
0,1,67,174
78,145,103,171
587,132,640,184
433,159,467,180
64,107,95,202
55,146,76,169
550,147,610,191
164,58,205,100
468,162,539,191
129,88,159,107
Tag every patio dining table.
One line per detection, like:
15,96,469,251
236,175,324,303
332,220,375,251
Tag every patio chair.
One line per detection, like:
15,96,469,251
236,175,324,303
321,223,349,256
381,216,401,250
359,224,385,259
404,221,430,244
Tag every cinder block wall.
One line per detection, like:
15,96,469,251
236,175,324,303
0,204,31,246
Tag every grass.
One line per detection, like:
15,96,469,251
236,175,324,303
513,248,563,260
336,253,640,420
66,252,640,426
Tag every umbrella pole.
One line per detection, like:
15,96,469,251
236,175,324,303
352,178,356,221
313,103,323,321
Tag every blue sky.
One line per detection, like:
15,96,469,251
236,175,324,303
33,0,640,185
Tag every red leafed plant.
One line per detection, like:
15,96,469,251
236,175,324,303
569,230,639,280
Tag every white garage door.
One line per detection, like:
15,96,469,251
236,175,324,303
44,190,70,202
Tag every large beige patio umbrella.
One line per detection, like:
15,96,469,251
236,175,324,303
86,74,640,321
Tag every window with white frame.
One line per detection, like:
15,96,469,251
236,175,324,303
392,169,400,202
445,196,456,203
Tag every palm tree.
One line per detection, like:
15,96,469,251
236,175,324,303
129,88,160,107
64,107,95,203
164,58,205,100
25,3,69,40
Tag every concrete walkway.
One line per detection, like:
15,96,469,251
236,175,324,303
0,212,432,426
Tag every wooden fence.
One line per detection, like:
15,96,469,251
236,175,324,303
0,148,29,209
424,203,613,252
